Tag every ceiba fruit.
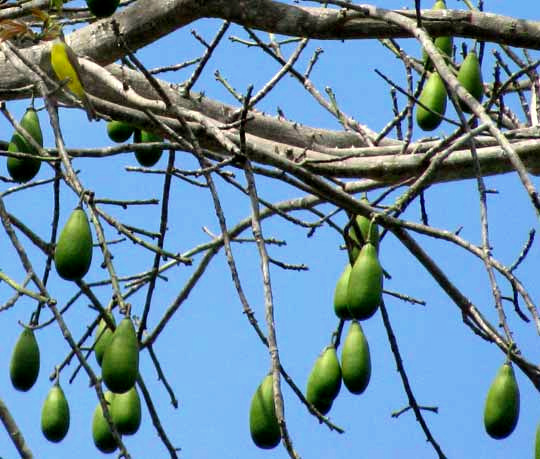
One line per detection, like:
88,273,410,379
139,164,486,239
134,129,163,167
347,242,383,320
111,386,142,435
102,317,139,393
341,321,371,394
86,0,119,18
457,50,483,113
306,345,341,415
92,391,117,454
10,327,40,391
483,362,520,439
347,209,380,261
54,207,93,281
94,313,115,366
334,263,352,320
7,107,43,183
422,0,453,69
249,374,280,449
107,121,134,143
41,383,70,442
416,72,447,131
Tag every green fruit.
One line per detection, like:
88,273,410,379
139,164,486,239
10,327,40,391
249,374,280,449
484,363,520,439
92,391,117,454
535,422,540,459
134,129,163,167
457,50,484,113
111,386,141,435
416,72,447,131
334,263,352,320
102,317,139,393
41,383,70,442
54,207,93,281
86,0,119,18
347,205,380,261
107,121,134,143
347,242,383,320
422,0,453,69
306,345,341,415
7,108,43,183
341,321,371,394
95,313,116,367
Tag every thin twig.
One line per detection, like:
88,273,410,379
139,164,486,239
379,301,446,459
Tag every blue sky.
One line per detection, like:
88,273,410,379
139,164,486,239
0,1,538,458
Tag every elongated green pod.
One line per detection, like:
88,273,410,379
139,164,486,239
94,313,115,367
484,363,520,439
111,386,141,435
249,374,280,449
416,72,448,131
306,345,341,415
92,391,117,454
7,108,43,183
41,383,70,442
101,317,139,393
341,321,371,394
347,242,383,320
457,50,484,113
334,263,352,320
10,327,40,391
54,207,93,281
134,129,163,167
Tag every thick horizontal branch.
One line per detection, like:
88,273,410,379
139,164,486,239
66,1,540,61
300,137,540,182
77,84,540,185
1,1,540,99
0,0,538,188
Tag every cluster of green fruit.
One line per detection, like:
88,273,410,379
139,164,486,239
4,108,153,454
301,205,380,418
416,0,484,131
4,109,164,185
8,315,141,452
305,321,371,415
9,327,70,442
334,205,381,321
249,201,380,449
107,120,164,167
7,206,93,440
10,201,139,453
92,315,141,453
249,325,370,451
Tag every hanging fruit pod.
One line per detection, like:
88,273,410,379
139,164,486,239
456,50,484,113
416,72,448,132
249,374,281,449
